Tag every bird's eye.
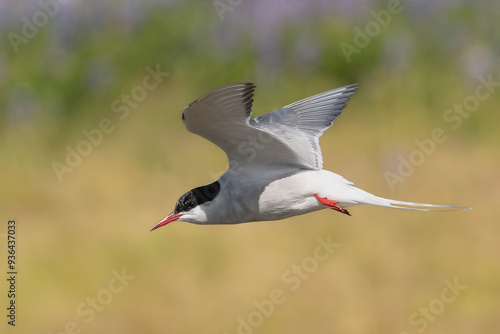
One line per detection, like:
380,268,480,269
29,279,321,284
174,190,198,213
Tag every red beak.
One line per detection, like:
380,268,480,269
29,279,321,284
150,212,183,231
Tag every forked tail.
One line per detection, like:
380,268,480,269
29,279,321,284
361,192,472,212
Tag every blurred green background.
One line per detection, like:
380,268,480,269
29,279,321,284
1,0,499,333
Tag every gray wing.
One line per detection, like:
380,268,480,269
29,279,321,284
250,84,358,169
182,83,312,169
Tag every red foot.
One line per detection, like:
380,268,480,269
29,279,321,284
314,194,351,216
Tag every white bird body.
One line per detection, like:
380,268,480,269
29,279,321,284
185,166,322,225
151,83,469,230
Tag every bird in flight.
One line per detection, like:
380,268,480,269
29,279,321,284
151,83,469,230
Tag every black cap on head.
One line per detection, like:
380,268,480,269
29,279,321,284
173,181,221,214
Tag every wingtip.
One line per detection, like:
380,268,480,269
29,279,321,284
344,83,359,91
235,82,256,90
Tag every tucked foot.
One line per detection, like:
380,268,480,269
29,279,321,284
314,194,351,216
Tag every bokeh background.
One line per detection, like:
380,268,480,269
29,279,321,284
1,0,499,333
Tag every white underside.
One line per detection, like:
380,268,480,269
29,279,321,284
181,167,467,225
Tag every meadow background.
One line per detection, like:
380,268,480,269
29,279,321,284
1,0,499,333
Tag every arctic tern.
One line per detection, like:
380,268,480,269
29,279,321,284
151,83,469,230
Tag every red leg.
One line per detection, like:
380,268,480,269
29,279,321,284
314,194,351,216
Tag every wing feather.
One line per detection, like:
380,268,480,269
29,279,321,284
251,84,358,169
182,83,305,169
181,83,358,171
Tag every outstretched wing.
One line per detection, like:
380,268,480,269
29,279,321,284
182,83,255,147
250,84,358,169
182,83,358,170
182,83,306,169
